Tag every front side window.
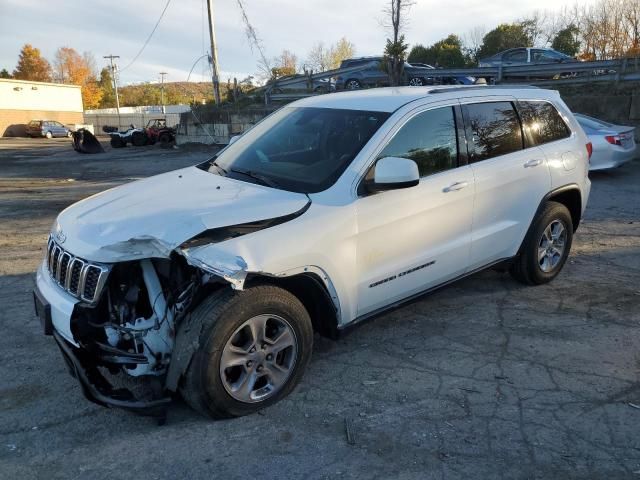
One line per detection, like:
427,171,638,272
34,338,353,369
465,102,523,162
376,106,458,178
201,107,390,193
519,101,570,146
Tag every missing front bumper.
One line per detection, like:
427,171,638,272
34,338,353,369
53,330,171,416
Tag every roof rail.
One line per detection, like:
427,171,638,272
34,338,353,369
427,84,542,94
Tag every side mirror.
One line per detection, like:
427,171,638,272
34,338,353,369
368,156,419,192
229,135,241,145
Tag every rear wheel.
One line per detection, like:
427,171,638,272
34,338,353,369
66,131,72,138
345,79,361,90
408,77,425,86
510,201,573,285
159,132,172,146
45,131,52,139
180,285,313,419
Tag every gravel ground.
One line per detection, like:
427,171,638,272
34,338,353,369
0,137,639,480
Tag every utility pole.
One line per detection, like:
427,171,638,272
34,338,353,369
205,0,221,105
103,54,121,127
159,71,168,114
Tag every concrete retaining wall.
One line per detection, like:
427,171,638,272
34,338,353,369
557,83,640,139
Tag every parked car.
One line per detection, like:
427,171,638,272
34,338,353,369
34,85,591,419
26,120,72,138
334,57,450,89
408,63,475,86
478,47,578,68
574,113,637,171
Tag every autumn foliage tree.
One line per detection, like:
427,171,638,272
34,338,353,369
12,44,52,81
53,47,102,109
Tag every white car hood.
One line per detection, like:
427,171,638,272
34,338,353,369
55,166,309,263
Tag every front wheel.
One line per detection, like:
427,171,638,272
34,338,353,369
180,285,313,419
408,77,425,86
510,201,573,285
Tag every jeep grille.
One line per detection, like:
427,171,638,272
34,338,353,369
45,237,110,304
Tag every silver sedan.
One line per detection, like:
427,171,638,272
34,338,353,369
574,113,637,171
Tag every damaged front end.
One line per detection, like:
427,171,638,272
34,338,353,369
52,252,227,416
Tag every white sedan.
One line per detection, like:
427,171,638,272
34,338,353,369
574,113,637,171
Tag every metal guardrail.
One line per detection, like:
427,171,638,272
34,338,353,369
261,57,640,103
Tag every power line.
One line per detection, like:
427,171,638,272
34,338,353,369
119,0,172,72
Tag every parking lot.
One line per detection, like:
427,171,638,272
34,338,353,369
0,137,639,479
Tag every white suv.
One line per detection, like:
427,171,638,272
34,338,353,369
34,86,591,419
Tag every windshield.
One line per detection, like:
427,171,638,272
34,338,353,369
199,107,390,193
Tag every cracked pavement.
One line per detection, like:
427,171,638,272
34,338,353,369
0,138,638,479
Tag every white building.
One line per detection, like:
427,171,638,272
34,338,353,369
0,78,83,137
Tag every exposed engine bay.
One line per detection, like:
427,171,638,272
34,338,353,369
62,255,223,415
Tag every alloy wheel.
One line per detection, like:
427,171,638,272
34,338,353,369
219,314,298,403
409,77,424,86
346,80,361,90
538,219,567,273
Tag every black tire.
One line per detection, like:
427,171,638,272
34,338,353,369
131,131,147,147
344,79,361,90
408,77,425,86
159,132,172,146
510,201,573,285
110,136,124,148
180,285,313,419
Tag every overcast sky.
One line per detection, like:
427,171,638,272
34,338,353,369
0,0,593,85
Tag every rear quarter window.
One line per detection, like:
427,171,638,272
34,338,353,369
519,100,571,146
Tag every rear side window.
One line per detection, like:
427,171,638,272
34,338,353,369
377,106,458,177
464,102,523,162
519,101,571,146
503,49,527,62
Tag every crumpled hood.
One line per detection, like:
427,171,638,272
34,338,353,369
55,166,309,263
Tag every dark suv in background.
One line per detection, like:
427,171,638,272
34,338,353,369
26,120,72,139
334,57,474,90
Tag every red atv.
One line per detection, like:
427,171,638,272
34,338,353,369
129,118,176,147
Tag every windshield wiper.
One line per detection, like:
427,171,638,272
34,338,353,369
211,161,227,174
229,168,279,188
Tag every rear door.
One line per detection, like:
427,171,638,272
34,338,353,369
502,49,528,66
461,98,551,269
517,99,578,186
355,103,475,316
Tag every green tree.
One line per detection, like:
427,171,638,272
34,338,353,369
98,67,116,108
408,34,465,67
551,24,581,57
12,44,52,81
383,0,412,86
0,68,11,78
477,23,531,60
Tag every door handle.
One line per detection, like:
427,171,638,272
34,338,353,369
524,158,543,168
443,181,468,192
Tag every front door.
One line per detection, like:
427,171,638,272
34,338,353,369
355,104,475,317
